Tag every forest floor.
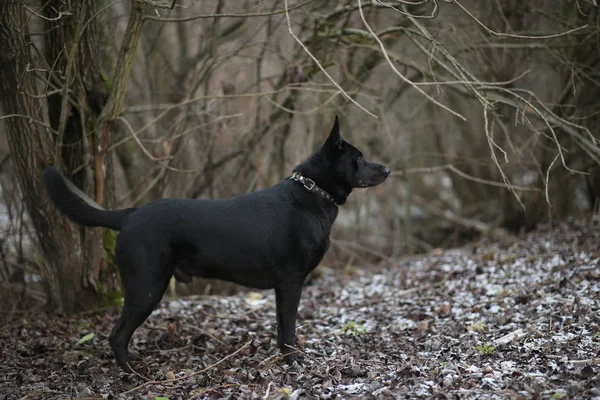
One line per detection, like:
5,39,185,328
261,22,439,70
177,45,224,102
0,220,599,399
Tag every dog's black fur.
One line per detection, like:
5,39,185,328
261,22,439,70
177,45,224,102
43,117,390,372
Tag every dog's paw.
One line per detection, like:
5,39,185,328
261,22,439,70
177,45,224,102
283,353,302,367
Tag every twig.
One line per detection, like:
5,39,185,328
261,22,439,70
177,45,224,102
190,383,250,400
116,117,173,164
494,328,527,345
544,355,600,365
373,0,439,19
545,154,560,206
453,0,589,39
391,164,541,192
483,105,526,210
567,358,600,365
358,0,466,121
127,364,152,381
416,69,531,87
130,166,166,206
258,344,317,368
0,114,56,134
284,0,378,119
144,0,317,22
265,91,340,115
478,90,599,167
404,10,489,107
117,88,295,142
410,193,511,238
486,86,584,174
22,3,68,21
55,2,89,152
120,340,252,395
263,382,274,400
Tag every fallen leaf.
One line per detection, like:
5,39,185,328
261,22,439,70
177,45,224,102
75,333,95,346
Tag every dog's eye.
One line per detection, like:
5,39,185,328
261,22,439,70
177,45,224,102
357,157,364,164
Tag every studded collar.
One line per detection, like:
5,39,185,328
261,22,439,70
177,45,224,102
288,172,337,205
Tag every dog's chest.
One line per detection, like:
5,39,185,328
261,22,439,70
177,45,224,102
294,211,335,269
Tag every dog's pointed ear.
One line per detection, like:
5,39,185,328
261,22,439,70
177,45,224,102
324,115,342,151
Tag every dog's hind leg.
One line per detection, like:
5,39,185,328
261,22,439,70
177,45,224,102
275,284,303,365
109,244,171,372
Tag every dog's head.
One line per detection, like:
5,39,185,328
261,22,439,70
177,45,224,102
322,116,390,189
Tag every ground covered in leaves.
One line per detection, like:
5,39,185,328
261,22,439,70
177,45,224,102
1,221,599,399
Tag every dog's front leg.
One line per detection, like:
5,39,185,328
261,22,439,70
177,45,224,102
275,284,303,365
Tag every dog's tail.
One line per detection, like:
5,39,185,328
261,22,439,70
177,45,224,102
43,166,135,231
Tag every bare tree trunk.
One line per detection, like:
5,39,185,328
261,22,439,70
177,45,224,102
44,0,122,312
0,0,144,313
0,2,93,313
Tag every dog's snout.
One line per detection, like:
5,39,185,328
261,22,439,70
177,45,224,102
382,167,391,175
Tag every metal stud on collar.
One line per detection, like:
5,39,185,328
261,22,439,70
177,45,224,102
289,172,336,204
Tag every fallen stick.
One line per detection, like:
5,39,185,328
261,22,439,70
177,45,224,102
120,340,252,396
494,329,527,345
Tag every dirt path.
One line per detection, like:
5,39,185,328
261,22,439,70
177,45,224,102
1,221,599,399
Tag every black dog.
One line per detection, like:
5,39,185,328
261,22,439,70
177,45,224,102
43,116,390,372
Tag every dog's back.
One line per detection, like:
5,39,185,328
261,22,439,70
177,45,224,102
116,182,335,289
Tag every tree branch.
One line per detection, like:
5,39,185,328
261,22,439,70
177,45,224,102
94,0,147,204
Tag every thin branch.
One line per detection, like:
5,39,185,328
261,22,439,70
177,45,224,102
545,153,560,206
116,117,174,164
507,87,597,146
373,0,439,19
391,164,541,192
284,0,378,119
403,9,489,106
265,91,341,115
0,114,56,134
92,0,147,204
22,3,69,21
410,193,511,238
357,0,466,121
190,384,251,400
453,0,589,39
483,105,526,210
121,88,291,140
484,86,585,174
144,0,317,22
56,2,88,153
120,341,251,396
